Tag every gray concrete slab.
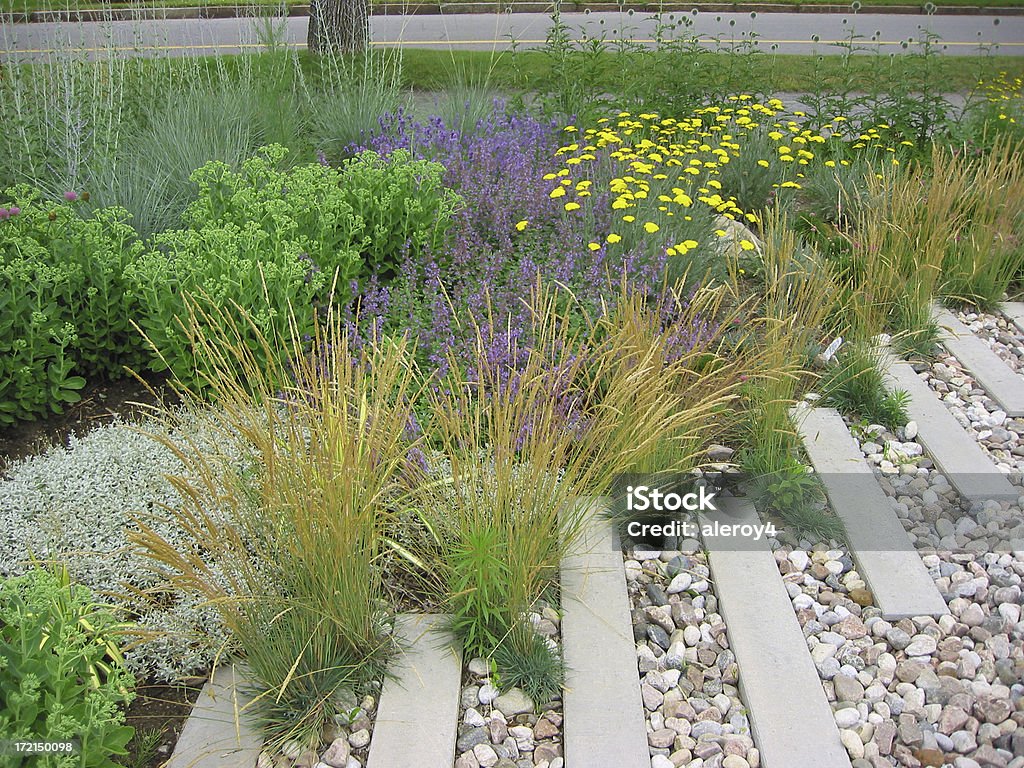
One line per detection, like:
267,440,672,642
560,499,649,768
366,613,462,768
934,305,1024,417
165,664,263,768
794,406,948,618
1001,302,1024,337
886,361,1019,503
702,497,852,768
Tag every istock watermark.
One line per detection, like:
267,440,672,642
624,483,718,513
623,518,777,543
610,473,779,550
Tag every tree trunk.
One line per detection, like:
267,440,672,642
307,0,369,55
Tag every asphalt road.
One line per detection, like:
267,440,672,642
1,10,1022,58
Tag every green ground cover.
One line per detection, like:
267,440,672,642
402,49,1024,92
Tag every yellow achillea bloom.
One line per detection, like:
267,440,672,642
588,242,601,251
607,233,622,244
739,240,755,251
644,222,660,234
564,202,581,212
516,220,528,231
550,187,566,199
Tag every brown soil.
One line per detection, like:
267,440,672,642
0,372,176,474
119,678,206,768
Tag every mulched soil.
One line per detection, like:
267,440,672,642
120,679,206,768
0,372,175,474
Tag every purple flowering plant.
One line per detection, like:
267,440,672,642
350,106,687,384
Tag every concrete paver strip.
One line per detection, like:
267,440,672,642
702,496,852,768
561,499,650,768
165,663,264,768
794,406,948,618
367,613,463,768
934,304,1024,417
886,361,1019,504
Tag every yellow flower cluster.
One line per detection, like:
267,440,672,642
978,71,1023,124
544,96,910,259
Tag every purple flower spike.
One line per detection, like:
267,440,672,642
8,206,20,217
0,208,9,220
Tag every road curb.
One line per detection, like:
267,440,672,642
2,1,1022,25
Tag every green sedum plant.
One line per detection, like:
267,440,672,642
127,145,460,393
0,186,145,424
186,144,460,284
126,221,327,393
0,566,135,768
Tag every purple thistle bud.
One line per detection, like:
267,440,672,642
64,191,78,202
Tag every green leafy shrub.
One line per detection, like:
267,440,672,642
0,566,135,767
128,146,458,393
0,187,145,424
125,221,327,392
185,144,459,283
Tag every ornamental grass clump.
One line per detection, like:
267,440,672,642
409,276,765,690
739,213,846,540
839,156,963,357
130,297,422,751
938,137,1024,311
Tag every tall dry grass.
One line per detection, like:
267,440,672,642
743,212,840,474
129,295,422,750
938,138,1024,310
842,151,967,354
406,274,787,677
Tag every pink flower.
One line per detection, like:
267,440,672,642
64,190,78,202
8,206,20,217
0,208,9,220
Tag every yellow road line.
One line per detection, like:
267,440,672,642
5,37,1023,53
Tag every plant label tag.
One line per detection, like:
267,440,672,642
822,336,843,363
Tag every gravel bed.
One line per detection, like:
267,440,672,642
261,690,380,768
784,417,1024,768
454,602,565,768
628,548,761,768
918,341,1024,480
850,417,1024,553
957,310,1024,376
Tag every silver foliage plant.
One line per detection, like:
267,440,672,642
0,412,237,681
